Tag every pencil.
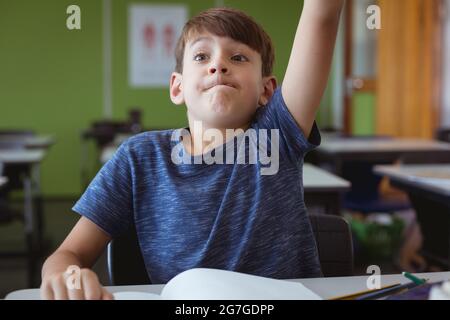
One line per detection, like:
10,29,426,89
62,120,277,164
329,283,401,300
354,282,421,300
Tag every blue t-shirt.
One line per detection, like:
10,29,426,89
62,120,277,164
73,87,322,284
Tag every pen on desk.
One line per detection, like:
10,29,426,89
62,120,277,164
329,282,401,300
354,281,421,300
402,272,427,285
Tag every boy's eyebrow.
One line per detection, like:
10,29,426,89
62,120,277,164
188,36,252,55
189,36,213,48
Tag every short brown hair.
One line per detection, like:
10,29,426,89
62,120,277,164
174,7,275,77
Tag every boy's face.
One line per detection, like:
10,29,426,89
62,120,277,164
170,32,276,129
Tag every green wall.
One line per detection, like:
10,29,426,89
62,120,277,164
1,0,320,197
0,0,104,197
352,92,375,136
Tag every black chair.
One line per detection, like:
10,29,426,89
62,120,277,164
435,127,450,143
80,109,145,189
341,161,412,213
0,166,20,223
0,162,17,223
107,214,354,285
107,223,150,285
309,214,354,277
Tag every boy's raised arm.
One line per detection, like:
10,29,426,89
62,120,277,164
282,0,344,138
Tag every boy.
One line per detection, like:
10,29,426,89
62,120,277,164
41,1,343,299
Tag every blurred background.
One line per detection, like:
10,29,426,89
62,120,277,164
1,0,449,297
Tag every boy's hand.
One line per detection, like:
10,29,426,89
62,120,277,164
282,0,344,138
40,268,114,300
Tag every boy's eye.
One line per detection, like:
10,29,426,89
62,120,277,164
194,53,208,61
231,54,249,62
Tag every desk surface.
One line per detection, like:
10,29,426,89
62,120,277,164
374,164,450,197
303,164,350,192
319,138,450,154
315,138,450,165
5,271,450,300
0,149,46,164
0,135,55,149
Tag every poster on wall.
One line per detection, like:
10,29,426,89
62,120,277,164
129,4,188,88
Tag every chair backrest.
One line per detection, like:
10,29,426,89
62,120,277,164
107,223,150,285
308,214,354,277
435,127,450,143
107,214,354,285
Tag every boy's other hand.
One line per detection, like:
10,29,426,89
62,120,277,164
40,268,114,300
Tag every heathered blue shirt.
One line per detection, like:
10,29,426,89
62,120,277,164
73,87,322,284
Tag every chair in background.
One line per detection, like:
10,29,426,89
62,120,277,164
0,131,34,221
80,109,144,189
341,161,411,214
106,214,354,286
435,127,450,143
0,164,21,224
309,214,354,277
0,162,17,223
107,223,150,286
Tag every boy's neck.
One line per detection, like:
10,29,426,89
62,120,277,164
184,119,251,156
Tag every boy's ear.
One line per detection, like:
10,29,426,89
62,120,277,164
170,72,184,105
258,76,277,106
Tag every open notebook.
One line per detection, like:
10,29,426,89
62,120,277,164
113,268,322,300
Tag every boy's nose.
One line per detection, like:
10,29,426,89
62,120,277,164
209,64,228,75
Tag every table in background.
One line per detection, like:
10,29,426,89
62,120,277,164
303,163,350,215
0,134,55,149
311,137,450,213
0,149,48,287
5,271,450,300
374,164,450,269
315,137,450,174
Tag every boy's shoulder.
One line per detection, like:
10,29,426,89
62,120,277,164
123,128,180,154
128,128,175,141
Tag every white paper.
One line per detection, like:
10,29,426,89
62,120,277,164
113,291,161,300
162,268,321,300
113,268,320,300
128,4,187,87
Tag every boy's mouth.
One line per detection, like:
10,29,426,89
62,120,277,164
209,84,235,90
204,78,237,91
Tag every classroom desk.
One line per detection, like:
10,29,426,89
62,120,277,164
374,164,450,268
311,137,450,212
0,134,55,149
303,163,351,215
0,149,47,287
5,271,450,300
315,137,450,174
